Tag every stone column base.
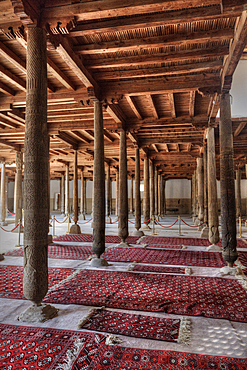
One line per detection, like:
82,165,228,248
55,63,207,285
79,213,85,220
200,226,209,238
105,216,112,224
207,244,222,251
17,303,58,323
0,221,7,226
90,257,109,267
118,241,131,248
142,223,151,230
131,229,144,236
0,254,4,261
220,266,238,275
70,223,81,234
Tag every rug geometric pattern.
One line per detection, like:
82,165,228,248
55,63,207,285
0,265,76,300
80,308,181,342
44,269,247,322
0,323,105,370
88,344,247,369
102,247,226,267
53,234,139,244
5,244,93,260
130,264,186,274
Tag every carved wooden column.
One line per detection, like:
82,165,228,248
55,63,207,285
19,25,57,322
130,174,134,215
106,164,112,223
154,166,159,219
220,92,238,271
196,157,204,228
158,173,161,217
115,171,119,219
79,170,85,220
118,130,129,246
0,163,6,226
163,178,166,215
60,173,65,216
160,175,164,217
84,178,87,215
191,172,196,220
65,164,69,217
149,161,155,218
201,143,209,237
91,101,108,266
132,147,143,236
70,150,81,234
207,127,220,251
14,151,23,227
143,156,150,230
236,169,242,218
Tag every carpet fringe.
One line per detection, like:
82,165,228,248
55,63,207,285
185,267,193,275
48,269,81,293
77,307,105,329
127,263,136,271
176,317,191,345
136,236,146,244
105,334,123,345
55,337,86,370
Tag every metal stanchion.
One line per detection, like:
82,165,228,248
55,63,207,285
15,220,23,248
178,215,182,236
52,215,57,237
239,216,242,238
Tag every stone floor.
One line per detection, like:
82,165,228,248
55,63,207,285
0,212,247,361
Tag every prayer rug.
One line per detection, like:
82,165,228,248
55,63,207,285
102,247,226,267
0,323,105,370
129,264,186,274
5,244,93,260
53,234,139,244
0,265,76,300
87,344,247,369
238,252,247,268
44,269,247,322
78,308,189,343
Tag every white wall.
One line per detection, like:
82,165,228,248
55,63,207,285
165,179,191,199
230,60,247,118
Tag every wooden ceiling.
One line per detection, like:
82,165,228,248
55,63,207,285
0,0,247,181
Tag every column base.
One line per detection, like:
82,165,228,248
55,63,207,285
0,221,7,226
70,223,81,234
220,266,238,275
79,213,85,220
197,223,204,231
17,303,58,323
0,254,4,261
90,257,109,267
131,229,144,236
105,216,112,224
200,226,209,238
118,241,131,248
61,213,66,217
207,244,221,252
142,223,151,230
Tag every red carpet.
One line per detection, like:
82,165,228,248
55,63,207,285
130,264,186,274
5,244,93,260
79,308,182,342
102,247,226,267
88,344,247,369
0,265,76,300
53,234,139,244
0,323,105,370
44,269,247,322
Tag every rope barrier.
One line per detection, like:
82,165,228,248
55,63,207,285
141,218,152,225
7,210,15,216
77,217,93,225
128,219,135,224
155,218,178,228
0,223,19,232
181,219,205,228
54,216,68,224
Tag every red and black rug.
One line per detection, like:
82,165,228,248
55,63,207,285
44,269,247,322
78,308,186,343
5,244,93,260
53,234,139,244
0,265,77,300
87,344,247,369
102,247,226,267
0,323,105,370
129,264,186,274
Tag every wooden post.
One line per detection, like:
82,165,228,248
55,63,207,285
70,150,81,234
132,147,143,236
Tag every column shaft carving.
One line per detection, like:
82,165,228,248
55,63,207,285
15,151,23,226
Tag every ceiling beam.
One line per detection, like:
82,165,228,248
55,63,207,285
168,93,176,118
147,95,159,119
126,96,142,120
189,91,196,117
234,121,247,137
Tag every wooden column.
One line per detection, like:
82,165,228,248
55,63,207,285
60,174,65,216
130,174,134,214
160,175,164,217
236,169,242,218
197,157,204,225
84,179,87,215
70,150,81,234
163,178,166,215
132,148,143,236
0,163,6,226
115,171,119,219
158,173,161,217
143,157,150,229
191,172,196,219
19,25,57,322
106,164,112,223
65,164,69,216
14,151,23,226
79,170,85,220
149,161,155,218
220,92,238,268
118,130,129,245
207,127,220,250
201,143,209,237
92,101,107,266
154,166,158,219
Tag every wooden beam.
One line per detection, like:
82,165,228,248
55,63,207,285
234,121,247,137
47,57,76,91
103,129,115,143
70,130,91,143
189,91,196,117
165,144,169,152
56,131,78,149
152,144,159,153
127,132,139,146
126,96,142,120
0,80,15,96
0,40,26,74
147,95,159,119
0,113,18,128
0,138,20,151
168,93,176,118
106,104,126,128
0,64,26,92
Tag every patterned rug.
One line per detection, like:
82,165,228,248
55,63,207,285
102,247,226,267
5,244,93,260
129,264,186,274
88,344,247,369
0,323,105,370
44,269,247,322
147,244,182,249
78,308,188,343
0,265,76,300
53,234,139,244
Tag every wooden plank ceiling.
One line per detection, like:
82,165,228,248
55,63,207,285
0,0,247,181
